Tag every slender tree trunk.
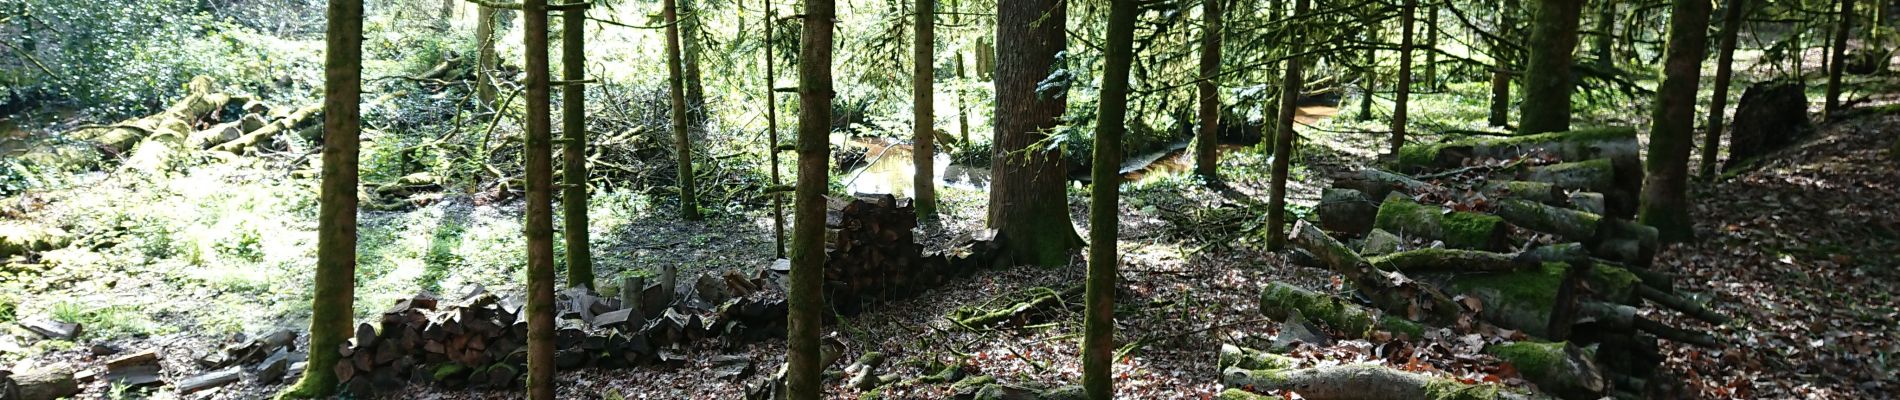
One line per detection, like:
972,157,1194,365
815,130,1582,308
789,0,836,397
1195,0,1224,178
1701,0,1747,179
956,53,971,146
1266,0,1310,251
1392,0,1415,156
1638,0,1710,243
1594,0,1614,67
1361,7,1377,122
561,6,593,290
522,0,558,398
682,0,708,116
1826,0,1855,118
666,0,702,220
279,0,360,397
914,0,938,217
1519,0,1586,134
766,0,785,259
1424,4,1438,90
477,5,499,108
1083,0,1136,395
990,0,1079,266
1489,0,1518,127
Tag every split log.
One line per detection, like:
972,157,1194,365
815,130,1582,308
1371,195,1511,251
1288,220,1463,328
1483,341,1606,400
7,363,79,400
1221,364,1525,400
1316,188,1379,235
1257,282,1426,339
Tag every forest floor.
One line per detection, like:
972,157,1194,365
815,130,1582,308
4,90,1898,399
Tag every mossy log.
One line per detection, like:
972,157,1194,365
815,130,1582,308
1221,364,1524,400
1316,188,1379,235
1366,248,1538,274
1566,192,1606,215
1395,128,1643,190
1288,220,1463,328
1514,159,1639,217
1634,285,1728,325
1359,228,1404,256
1372,195,1511,251
69,76,238,154
1218,344,1299,371
1483,341,1606,400
1257,282,1426,340
1592,219,1658,267
1494,199,1601,243
210,104,324,154
7,363,80,400
1480,181,1566,206
1576,302,1722,348
1331,168,1435,201
1440,262,1643,338
0,223,71,259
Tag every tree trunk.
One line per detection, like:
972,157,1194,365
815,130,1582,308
1287,220,1464,328
1519,0,1586,134
1265,0,1311,251
1638,0,1711,243
914,0,938,217
1391,0,1415,157
1258,282,1426,339
562,5,593,290
955,52,971,146
666,0,702,220
766,0,785,258
682,0,708,116
1825,0,1855,118
1424,5,1439,90
1222,364,1522,400
1489,0,1518,127
989,0,1079,266
1371,195,1512,251
1194,0,1223,178
789,0,836,396
1701,0,1748,179
522,0,558,397
1360,4,1378,123
476,5,499,108
1593,0,1614,67
1083,0,1136,396
279,0,360,397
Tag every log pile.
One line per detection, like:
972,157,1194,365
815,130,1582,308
60,76,322,171
823,193,1003,315
1258,129,1733,399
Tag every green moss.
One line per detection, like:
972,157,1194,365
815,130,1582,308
1448,263,1567,336
1424,377,1505,400
1374,196,1502,249
1373,195,1431,234
1485,341,1565,381
1216,388,1272,399
1367,247,1475,270
1440,212,1503,249
1259,282,1375,337
1397,143,1442,170
1219,344,1298,370
1378,315,1427,339
949,375,995,392
1587,263,1642,302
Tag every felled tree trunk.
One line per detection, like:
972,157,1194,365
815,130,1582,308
1438,262,1644,337
1329,168,1433,202
1515,159,1639,217
1371,195,1511,251
1494,199,1601,242
1484,341,1607,400
1366,248,1537,273
1258,282,1426,339
1222,364,1525,400
1288,221,1463,328
1395,127,1640,173
210,105,323,154
1316,188,1379,235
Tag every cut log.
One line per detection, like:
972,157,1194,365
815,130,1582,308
1258,282,1426,339
1359,229,1405,256
1396,127,1640,172
1515,159,1638,217
1371,195,1511,251
1217,344,1298,371
104,349,159,371
1635,285,1729,325
1221,364,1524,400
1576,302,1722,348
1494,199,1602,243
177,368,241,394
209,104,322,154
1483,341,1606,400
18,317,81,341
1367,248,1538,274
1316,188,1379,235
1331,168,1435,203
9,363,79,400
1480,181,1566,206
1593,219,1657,267
1566,192,1606,215
1440,262,1645,337
1287,220,1463,328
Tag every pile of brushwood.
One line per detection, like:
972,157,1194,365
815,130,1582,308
1223,128,1731,400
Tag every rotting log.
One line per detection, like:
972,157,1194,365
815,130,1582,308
1218,344,1299,371
1593,219,1658,267
1331,168,1435,201
1288,220,1464,328
1258,282,1426,339
1439,262,1644,337
1395,127,1642,179
210,104,324,154
1576,302,1722,348
1371,194,1511,251
1221,364,1524,400
1483,341,1606,400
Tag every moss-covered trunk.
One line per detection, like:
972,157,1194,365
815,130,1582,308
561,5,593,290
279,0,361,397
522,0,558,397
788,0,836,396
476,5,499,108
913,0,938,217
1391,0,1415,156
1519,0,1585,134
1195,0,1223,178
1824,0,1854,118
1701,0,1749,179
989,0,1079,266
665,0,702,220
1372,195,1512,251
1638,0,1710,243
1265,0,1310,251
1083,0,1137,396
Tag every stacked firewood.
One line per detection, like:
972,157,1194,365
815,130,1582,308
823,194,939,314
1260,128,1731,400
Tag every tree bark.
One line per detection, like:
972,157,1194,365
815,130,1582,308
990,0,1079,266
666,0,702,220
682,0,708,116
955,52,971,146
1638,0,1710,243
1392,0,1416,156
914,0,938,217
1195,0,1224,178
1424,5,1439,90
1701,0,1748,179
1519,0,1586,134
1489,0,1518,127
1083,0,1137,396
1265,0,1310,251
279,0,360,397
766,0,785,258
522,0,558,397
477,5,499,108
789,0,836,397
561,5,593,290
1825,0,1855,118
1593,0,1614,67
